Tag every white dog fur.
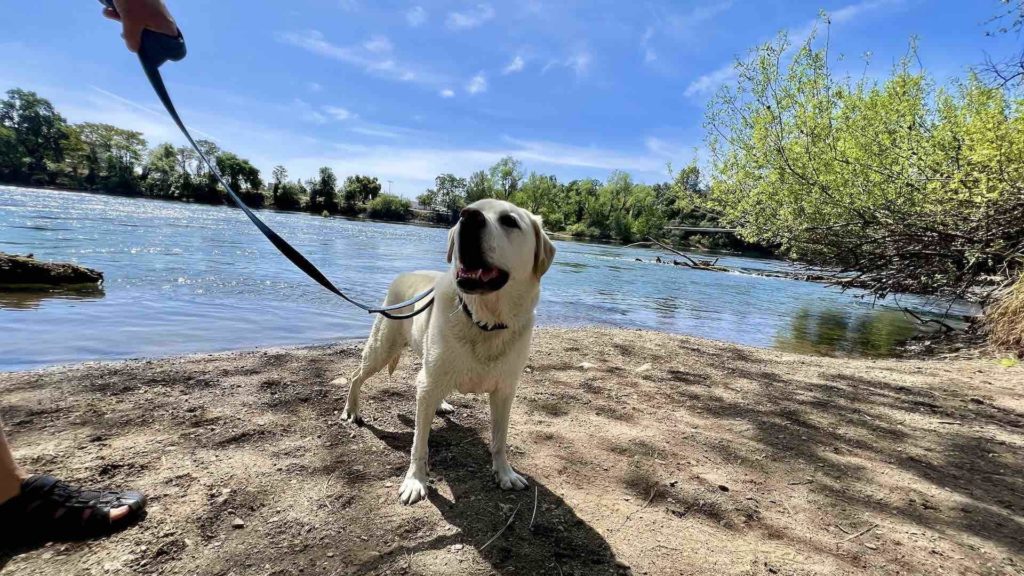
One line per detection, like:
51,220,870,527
339,199,556,505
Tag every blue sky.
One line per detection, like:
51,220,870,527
0,1,1017,196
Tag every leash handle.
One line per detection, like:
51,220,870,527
99,0,186,67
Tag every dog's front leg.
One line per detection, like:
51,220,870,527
489,386,528,491
399,369,443,505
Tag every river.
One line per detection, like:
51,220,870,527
0,186,972,371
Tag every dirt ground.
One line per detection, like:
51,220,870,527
0,327,1021,576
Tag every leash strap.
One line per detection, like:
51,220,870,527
134,29,433,320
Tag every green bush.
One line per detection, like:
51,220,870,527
366,193,412,221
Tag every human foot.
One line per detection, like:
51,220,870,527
0,475,146,540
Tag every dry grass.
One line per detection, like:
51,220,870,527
622,459,661,496
986,274,1024,356
609,438,665,459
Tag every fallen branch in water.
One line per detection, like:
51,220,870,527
646,238,731,272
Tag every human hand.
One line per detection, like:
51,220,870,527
102,0,178,53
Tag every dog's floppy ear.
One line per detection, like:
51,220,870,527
531,215,556,277
446,224,456,264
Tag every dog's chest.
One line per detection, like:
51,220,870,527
454,374,500,394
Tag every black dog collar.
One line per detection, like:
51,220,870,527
460,300,508,332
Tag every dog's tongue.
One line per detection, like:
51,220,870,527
459,266,501,281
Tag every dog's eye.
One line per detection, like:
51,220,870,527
499,214,520,229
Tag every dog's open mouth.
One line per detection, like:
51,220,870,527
456,266,510,293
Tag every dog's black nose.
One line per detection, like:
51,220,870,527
460,207,486,229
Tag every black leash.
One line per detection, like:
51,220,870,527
117,21,433,320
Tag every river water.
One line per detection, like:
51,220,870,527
0,186,972,371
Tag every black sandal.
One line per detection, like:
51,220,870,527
0,475,147,541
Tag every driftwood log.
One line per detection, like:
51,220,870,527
0,253,103,289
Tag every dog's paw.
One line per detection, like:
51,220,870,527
435,400,456,415
341,407,364,426
398,476,429,505
494,466,529,491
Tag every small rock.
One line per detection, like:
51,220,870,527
615,559,630,570
864,543,878,550
635,363,652,373
968,397,985,405
231,518,245,529
578,362,597,370
452,544,464,552
717,485,730,492
326,552,335,558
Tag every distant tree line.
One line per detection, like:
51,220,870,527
415,157,759,251
0,88,410,221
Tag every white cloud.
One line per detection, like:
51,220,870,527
644,137,700,162
439,88,455,98
683,63,736,98
566,49,592,77
323,105,354,121
641,27,657,64
502,55,525,74
307,82,323,92
662,1,734,36
466,73,488,94
362,35,393,54
350,126,403,139
277,30,447,88
405,6,427,27
543,48,591,77
446,4,495,30
293,98,328,124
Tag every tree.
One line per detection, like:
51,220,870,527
488,156,523,200
705,25,1024,302
979,0,1024,88
271,165,287,204
0,126,17,182
71,122,148,194
366,193,412,221
308,166,338,212
341,174,382,212
514,172,562,228
416,190,436,209
143,142,180,197
465,170,496,202
0,89,68,184
275,180,305,210
215,152,263,206
428,173,467,220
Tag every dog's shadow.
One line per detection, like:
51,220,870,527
359,414,624,576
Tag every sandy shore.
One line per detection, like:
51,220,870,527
1,328,1021,576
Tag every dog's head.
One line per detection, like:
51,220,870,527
446,199,555,295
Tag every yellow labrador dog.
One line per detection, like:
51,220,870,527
340,198,556,505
